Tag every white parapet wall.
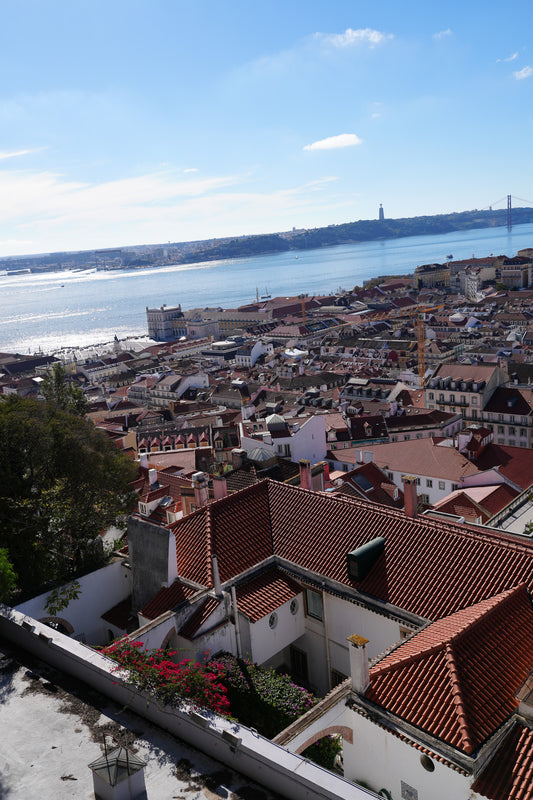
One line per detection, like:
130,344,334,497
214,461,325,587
0,605,376,800
15,559,132,646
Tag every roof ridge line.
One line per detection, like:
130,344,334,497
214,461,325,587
206,504,214,587
451,583,525,642
444,642,474,754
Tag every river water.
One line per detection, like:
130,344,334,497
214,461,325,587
2,222,533,355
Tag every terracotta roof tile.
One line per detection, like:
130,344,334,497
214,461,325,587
472,722,533,800
140,581,198,620
179,597,221,640
170,479,533,621
236,568,302,622
366,585,533,754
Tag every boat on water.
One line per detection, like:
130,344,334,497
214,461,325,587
446,254,453,260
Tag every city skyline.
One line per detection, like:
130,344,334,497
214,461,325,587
0,0,532,256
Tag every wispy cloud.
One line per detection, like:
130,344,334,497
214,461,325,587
303,133,362,152
514,65,533,80
0,147,44,161
316,28,393,49
496,51,518,63
433,29,452,40
0,169,349,254
184,167,198,173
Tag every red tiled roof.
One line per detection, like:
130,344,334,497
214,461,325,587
366,585,533,754
101,598,135,630
236,568,302,622
472,722,533,800
171,479,533,621
140,581,197,620
179,596,221,640
173,481,273,586
473,443,533,490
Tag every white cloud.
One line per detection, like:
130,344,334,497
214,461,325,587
317,28,393,48
514,65,533,80
496,52,518,63
303,133,362,152
0,147,43,161
184,167,198,173
433,29,452,40
0,169,350,255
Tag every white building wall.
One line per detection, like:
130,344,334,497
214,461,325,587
343,711,473,800
16,560,132,646
249,595,305,665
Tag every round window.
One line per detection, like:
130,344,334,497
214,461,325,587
269,612,278,629
290,599,298,615
420,754,435,772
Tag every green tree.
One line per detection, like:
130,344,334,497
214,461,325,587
41,362,88,416
0,548,17,603
0,395,137,597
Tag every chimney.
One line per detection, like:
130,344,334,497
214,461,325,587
299,459,312,490
402,475,418,518
192,471,209,508
347,634,370,693
212,475,228,501
231,448,246,470
148,468,158,486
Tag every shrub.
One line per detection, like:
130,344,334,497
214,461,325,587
101,640,230,716
302,734,342,770
215,654,317,737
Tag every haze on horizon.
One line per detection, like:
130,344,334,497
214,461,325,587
0,0,531,258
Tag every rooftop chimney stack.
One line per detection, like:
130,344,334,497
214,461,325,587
402,475,418,518
231,448,246,470
212,475,228,501
299,459,312,490
192,471,209,508
347,634,370,693
148,468,158,486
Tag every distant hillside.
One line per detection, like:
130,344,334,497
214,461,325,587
2,206,533,273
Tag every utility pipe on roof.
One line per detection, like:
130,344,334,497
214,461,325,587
322,584,332,692
231,585,243,659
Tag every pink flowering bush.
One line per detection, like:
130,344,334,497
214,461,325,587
215,654,317,737
101,640,230,716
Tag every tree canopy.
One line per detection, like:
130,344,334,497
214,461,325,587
0,394,137,599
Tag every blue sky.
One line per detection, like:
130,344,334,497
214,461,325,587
0,0,532,256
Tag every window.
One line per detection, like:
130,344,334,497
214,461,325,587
416,433,422,439
426,479,433,487
460,395,466,404
509,427,516,436
438,480,445,490
471,410,478,419
399,626,412,640
498,426,505,434
415,478,421,486
268,612,278,629
387,472,394,480
428,392,434,400
419,494,429,504
472,396,478,405
290,646,309,684
510,415,515,423
452,483,459,491
305,589,323,621
404,434,411,440
439,393,444,401
449,394,455,402
521,428,527,437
